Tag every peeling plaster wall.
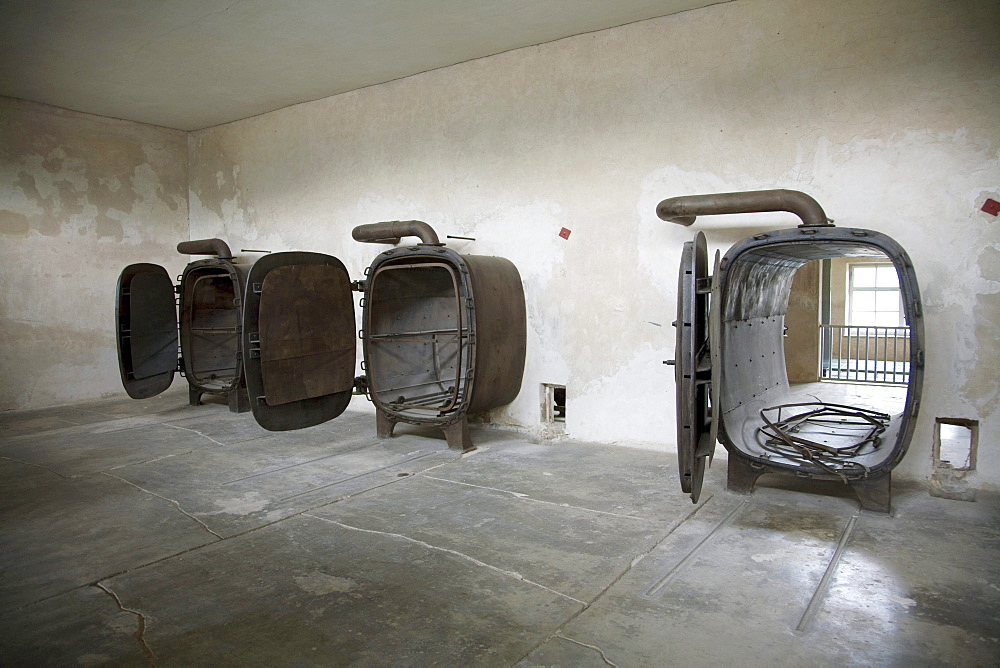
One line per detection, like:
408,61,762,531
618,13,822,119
0,98,189,411
187,0,1000,486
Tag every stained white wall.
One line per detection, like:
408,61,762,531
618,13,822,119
2,0,997,490
187,0,999,486
0,98,189,411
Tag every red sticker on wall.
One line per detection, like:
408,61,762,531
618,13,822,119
982,198,1000,216
559,227,571,239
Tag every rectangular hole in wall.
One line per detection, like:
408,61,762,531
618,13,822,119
934,418,978,471
542,384,566,424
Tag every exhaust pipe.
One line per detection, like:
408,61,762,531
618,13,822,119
352,220,441,245
177,238,234,259
656,189,832,228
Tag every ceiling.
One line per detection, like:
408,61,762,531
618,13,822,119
0,0,723,131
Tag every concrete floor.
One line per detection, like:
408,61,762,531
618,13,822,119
1,389,998,665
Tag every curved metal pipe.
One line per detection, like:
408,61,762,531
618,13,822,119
177,238,234,259
656,189,832,228
352,220,441,245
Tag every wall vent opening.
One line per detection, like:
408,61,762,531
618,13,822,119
933,418,978,471
542,384,566,424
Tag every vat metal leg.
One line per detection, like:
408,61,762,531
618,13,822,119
727,457,764,495
442,418,475,453
376,409,397,439
228,386,251,414
850,474,891,513
188,386,203,407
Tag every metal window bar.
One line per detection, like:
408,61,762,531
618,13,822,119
819,325,910,385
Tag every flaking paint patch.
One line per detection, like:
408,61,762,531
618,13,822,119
188,135,244,223
6,154,117,239
1,99,189,411
2,133,182,242
2,100,186,227
139,145,186,213
187,149,272,251
979,245,1000,281
8,170,73,236
0,210,30,235
94,212,125,242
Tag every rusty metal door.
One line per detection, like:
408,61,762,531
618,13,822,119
116,263,179,399
242,252,357,431
672,232,715,503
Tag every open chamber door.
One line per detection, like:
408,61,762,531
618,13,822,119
242,252,357,431
659,190,924,512
116,263,179,399
673,232,715,503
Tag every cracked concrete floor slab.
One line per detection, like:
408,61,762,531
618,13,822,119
1,390,998,665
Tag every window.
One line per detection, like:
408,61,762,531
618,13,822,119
849,264,903,328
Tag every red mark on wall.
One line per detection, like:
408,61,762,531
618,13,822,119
559,227,571,239
982,198,1000,216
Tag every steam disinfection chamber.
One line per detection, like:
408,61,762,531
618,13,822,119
660,190,924,512
116,239,252,413
117,223,526,453
240,221,526,452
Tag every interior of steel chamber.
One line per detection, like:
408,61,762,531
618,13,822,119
181,267,240,390
367,261,471,417
717,238,918,475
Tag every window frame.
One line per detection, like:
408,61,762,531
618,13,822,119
847,262,907,335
